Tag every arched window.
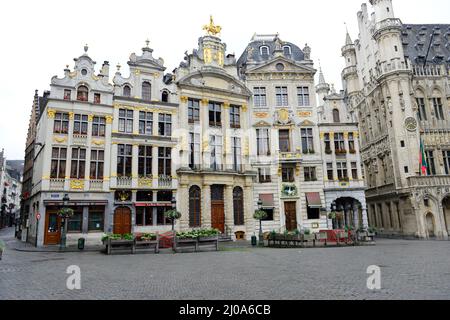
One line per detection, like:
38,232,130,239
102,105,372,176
233,187,244,226
77,85,89,102
333,109,340,123
123,85,131,97
161,90,169,103
283,45,292,56
142,81,151,101
260,46,269,57
189,186,201,228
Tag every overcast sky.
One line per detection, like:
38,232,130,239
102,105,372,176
0,0,449,160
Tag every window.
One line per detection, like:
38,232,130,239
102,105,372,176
123,85,131,97
324,133,331,153
162,91,169,102
53,112,69,134
70,148,86,179
64,89,71,101
416,98,427,121
307,207,320,220
138,146,152,177
233,187,244,226
230,105,241,128
261,208,274,221
67,208,83,232
117,144,132,177
304,167,317,182
158,147,171,176
337,162,348,181
351,162,358,180
425,150,436,175
301,128,314,153
279,129,290,152
189,132,200,169
275,86,288,106
260,46,269,57
118,109,133,133
92,116,106,137
443,150,450,174
232,137,241,171
94,93,101,104
73,114,88,135
326,163,334,180
433,98,444,120
50,147,67,179
282,165,295,183
139,111,153,135
400,140,405,147
258,167,271,183
283,45,292,56
158,114,172,136
209,102,222,127
77,85,88,102
334,133,345,152
348,133,355,152
142,81,151,101
256,128,270,156
394,45,398,52
297,87,310,106
333,109,340,123
157,191,173,202
210,135,223,170
136,191,153,202
157,207,172,226
90,150,104,180
253,87,267,107
88,206,104,232
189,186,201,228
136,207,153,226
188,99,200,123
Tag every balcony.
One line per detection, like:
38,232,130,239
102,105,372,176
413,64,444,77
372,18,402,39
73,134,88,146
189,164,246,174
89,180,104,191
279,151,302,163
407,175,450,188
375,58,411,79
49,178,65,191
341,66,358,79
158,175,172,188
117,176,132,188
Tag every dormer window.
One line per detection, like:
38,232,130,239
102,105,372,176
260,46,269,57
333,109,340,123
142,81,151,101
77,85,88,102
64,89,71,101
283,46,292,56
94,93,101,104
161,90,169,103
123,85,131,97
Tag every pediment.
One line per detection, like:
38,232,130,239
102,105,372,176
253,120,271,127
246,56,316,74
299,120,315,127
178,70,251,96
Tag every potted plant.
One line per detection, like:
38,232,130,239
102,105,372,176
367,226,377,237
141,233,157,241
254,209,268,244
303,228,315,242
197,228,220,241
165,209,182,231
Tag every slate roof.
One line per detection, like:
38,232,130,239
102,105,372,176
402,24,450,65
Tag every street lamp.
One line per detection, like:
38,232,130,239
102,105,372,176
331,201,337,230
60,194,70,249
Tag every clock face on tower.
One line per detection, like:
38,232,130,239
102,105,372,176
405,117,418,132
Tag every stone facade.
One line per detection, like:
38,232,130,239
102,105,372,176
343,0,450,239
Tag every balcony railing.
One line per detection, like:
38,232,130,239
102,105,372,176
158,175,172,188
49,178,65,191
117,176,132,188
373,18,402,38
413,64,444,77
73,134,88,146
407,175,450,187
188,164,246,174
341,66,358,79
89,180,104,191
375,58,411,79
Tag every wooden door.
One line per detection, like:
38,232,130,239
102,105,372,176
113,207,132,235
211,202,225,233
284,202,297,232
44,210,62,245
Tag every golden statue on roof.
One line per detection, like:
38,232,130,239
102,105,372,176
203,15,222,36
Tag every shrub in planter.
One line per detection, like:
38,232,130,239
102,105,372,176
58,207,74,218
141,233,157,241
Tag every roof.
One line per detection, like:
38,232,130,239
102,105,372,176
402,24,450,65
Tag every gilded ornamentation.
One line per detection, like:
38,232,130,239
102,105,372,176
242,104,248,112
92,74,100,81
106,116,113,124
203,15,222,36
201,98,209,106
223,102,230,109
70,179,84,190
135,69,141,75
319,132,325,140
69,71,77,79
343,132,349,139
204,48,213,64
47,109,56,119
88,114,94,122
180,96,189,103
92,140,105,146
53,136,67,144
69,112,74,120
254,112,268,118
298,111,312,118
138,177,153,188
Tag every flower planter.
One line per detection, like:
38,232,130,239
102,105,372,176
106,238,135,255
198,236,219,251
135,234,160,254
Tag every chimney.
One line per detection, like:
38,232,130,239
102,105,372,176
101,61,110,82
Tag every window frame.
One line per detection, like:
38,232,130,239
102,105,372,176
70,147,86,179
117,144,132,177
297,86,310,106
139,111,153,135
275,86,289,106
90,149,104,180
138,146,152,178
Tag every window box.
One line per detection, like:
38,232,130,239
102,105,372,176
339,177,350,182
349,149,357,154
335,149,347,155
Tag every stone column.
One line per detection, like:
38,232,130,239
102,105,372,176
353,204,360,229
202,184,212,228
224,185,234,231
244,185,254,239
362,206,369,229
178,184,190,231
437,203,449,240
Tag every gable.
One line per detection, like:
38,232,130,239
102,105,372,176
246,56,316,75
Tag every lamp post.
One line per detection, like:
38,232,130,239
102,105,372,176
60,194,70,250
171,195,176,231
257,199,263,245
331,201,337,230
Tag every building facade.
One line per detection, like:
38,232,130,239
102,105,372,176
0,149,22,229
343,0,450,239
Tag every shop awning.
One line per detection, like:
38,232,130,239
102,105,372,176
306,192,322,208
259,194,274,208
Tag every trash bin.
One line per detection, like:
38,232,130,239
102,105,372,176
78,238,85,250
251,235,257,246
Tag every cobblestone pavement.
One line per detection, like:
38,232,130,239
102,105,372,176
1,227,450,300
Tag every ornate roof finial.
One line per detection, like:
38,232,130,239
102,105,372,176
84,44,89,53
116,63,121,72
145,39,150,47
203,15,222,36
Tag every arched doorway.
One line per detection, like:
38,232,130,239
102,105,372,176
114,207,131,235
425,212,435,238
332,197,362,230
